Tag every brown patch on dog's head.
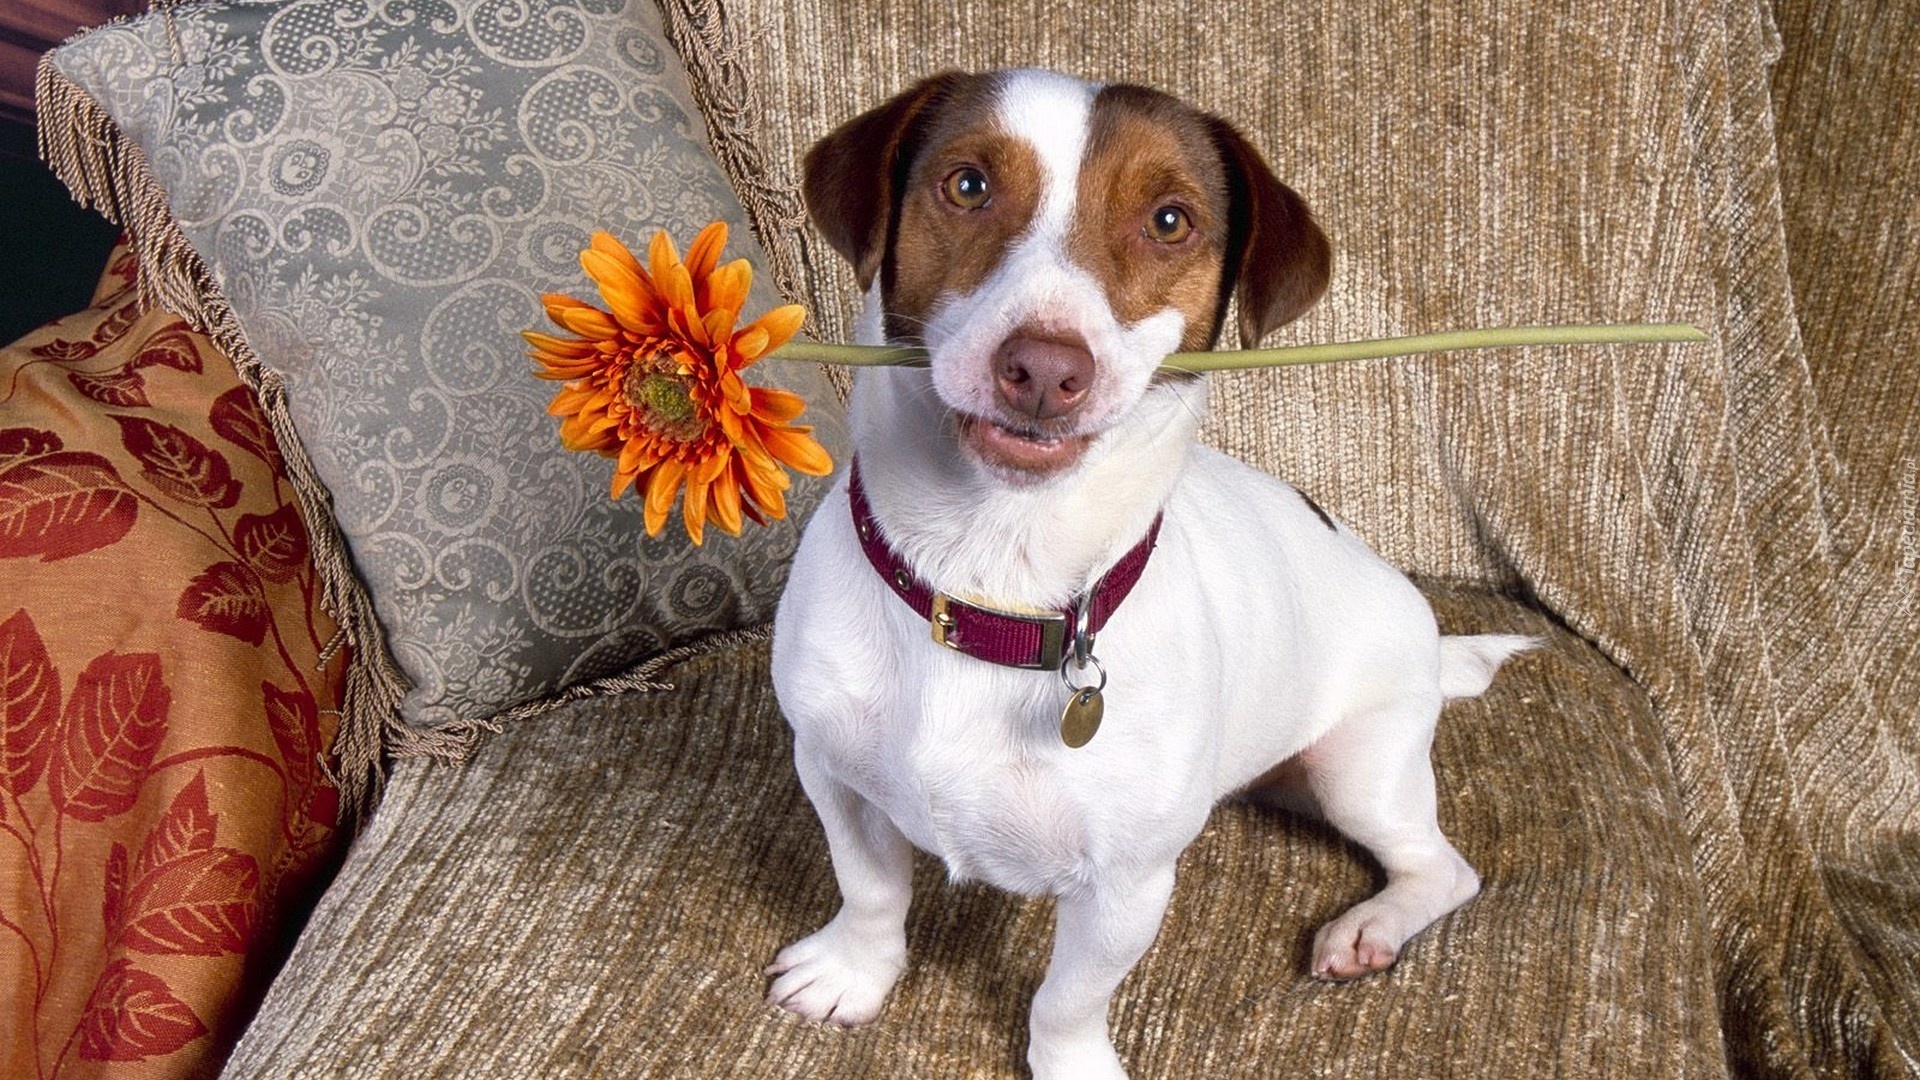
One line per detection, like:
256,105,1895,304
1070,84,1236,354
803,72,970,292
804,72,1061,345
884,101,1047,343
1071,83,1330,352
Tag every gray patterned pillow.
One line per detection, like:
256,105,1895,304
46,0,846,730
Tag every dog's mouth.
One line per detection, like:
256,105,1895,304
954,412,1095,478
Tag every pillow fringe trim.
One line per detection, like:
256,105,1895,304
485,624,772,727
652,0,851,403
33,58,757,818
652,0,807,304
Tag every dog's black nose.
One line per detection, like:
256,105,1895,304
994,333,1094,421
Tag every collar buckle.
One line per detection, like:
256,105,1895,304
929,591,1070,670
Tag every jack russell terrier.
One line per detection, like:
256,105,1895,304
766,68,1533,1080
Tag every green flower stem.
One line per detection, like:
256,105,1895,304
768,322,1708,372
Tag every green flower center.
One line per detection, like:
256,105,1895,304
623,358,708,443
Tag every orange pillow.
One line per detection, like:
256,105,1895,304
1,243,346,1077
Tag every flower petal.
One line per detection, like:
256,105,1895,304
618,436,665,476
682,474,710,545
745,304,808,357
761,424,834,476
648,229,681,281
611,463,641,500
559,419,616,454
709,466,745,536
643,456,687,536
542,292,593,312
685,222,728,286
709,370,746,414
703,308,738,351
706,259,752,321
692,444,732,485
521,330,598,358
590,231,651,285
732,325,769,363
660,263,697,321
740,456,789,519
750,387,808,423
546,301,621,340
547,383,598,415
529,356,603,380
582,248,662,333
679,295,714,348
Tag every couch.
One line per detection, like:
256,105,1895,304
5,0,1914,1077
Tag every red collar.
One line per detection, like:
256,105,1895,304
848,459,1162,671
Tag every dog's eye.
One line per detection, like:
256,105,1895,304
942,167,992,209
1146,205,1194,243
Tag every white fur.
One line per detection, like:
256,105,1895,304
996,69,1094,233
769,70,1533,1080
1440,633,1540,699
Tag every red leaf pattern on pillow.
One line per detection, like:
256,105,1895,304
208,385,285,471
50,651,171,822
112,415,241,509
92,299,142,346
29,337,99,364
177,562,271,646
1,609,60,796
130,326,205,374
100,245,139,294
120,846,260,956
263,682,318,794
235,504,308,583
2,241,344,1079
104,842,131,942
116,772,261,956
262,680,337,860
70,368,151,408
77,960,210,1062
0,426,63,463
0,429,140,562
134,770,218,880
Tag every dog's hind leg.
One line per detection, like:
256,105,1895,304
766,744,914,1026
1294,697,1481,981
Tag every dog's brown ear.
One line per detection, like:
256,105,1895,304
1209,120,1332,346
803,72,969,292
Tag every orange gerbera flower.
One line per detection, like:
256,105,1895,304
524,222,832,544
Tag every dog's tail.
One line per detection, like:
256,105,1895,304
1438,634,1540,700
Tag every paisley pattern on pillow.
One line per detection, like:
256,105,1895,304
49,0,847,729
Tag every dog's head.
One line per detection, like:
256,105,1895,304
805,69,1330,484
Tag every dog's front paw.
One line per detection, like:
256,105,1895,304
765,918,905,1027
1028,1036,1130,1080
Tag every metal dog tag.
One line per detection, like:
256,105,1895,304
1060,686,1104,748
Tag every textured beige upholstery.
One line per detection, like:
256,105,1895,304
225,591,1730,1078
226,0,1918,1075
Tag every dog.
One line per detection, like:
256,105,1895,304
766,68,1533,1080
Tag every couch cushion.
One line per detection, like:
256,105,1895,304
223,586,1726,1078
1,240,346,1079
664,0,1920,1069
38,0,848,771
